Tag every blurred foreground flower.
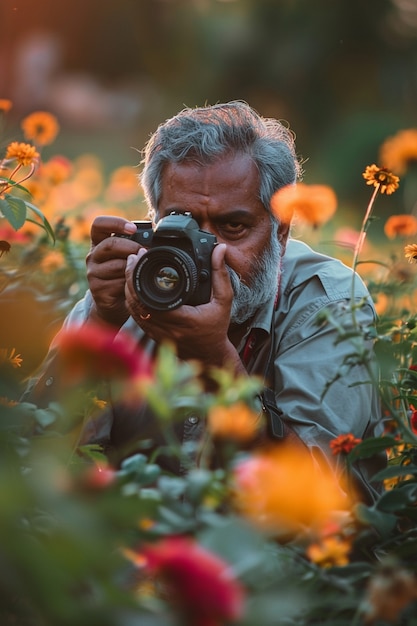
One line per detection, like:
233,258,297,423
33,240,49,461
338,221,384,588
362,561,417,624
125,536,245,626
270,182,337,227
306,535,351,568
207,401,260,443
55,323,153,383
232,444,350,535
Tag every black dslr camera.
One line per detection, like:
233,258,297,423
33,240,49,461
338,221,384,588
124,212,217,311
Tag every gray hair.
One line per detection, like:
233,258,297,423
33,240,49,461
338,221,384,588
140,101,302,220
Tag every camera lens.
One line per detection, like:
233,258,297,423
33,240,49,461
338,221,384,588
133,246,198,311
155,266,180,292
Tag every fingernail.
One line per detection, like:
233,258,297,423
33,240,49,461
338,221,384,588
126,254,136,270
124,222,138,234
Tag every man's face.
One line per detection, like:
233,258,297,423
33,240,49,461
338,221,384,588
157,153,285,323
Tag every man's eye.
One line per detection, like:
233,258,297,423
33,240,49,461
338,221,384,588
224,222,244,231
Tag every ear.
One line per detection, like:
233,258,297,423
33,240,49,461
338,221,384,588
278,220,291,251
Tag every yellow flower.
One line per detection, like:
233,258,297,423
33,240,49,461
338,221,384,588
207,402,260,443
0,99,12,113
380,129,417,175
5,142,40,167
384,214,417,239
270,183,337,227
21,111,60,147
405,243,417,264
306,536,351,568
362,164,400,195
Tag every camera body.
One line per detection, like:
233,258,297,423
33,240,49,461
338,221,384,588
125,212,217,311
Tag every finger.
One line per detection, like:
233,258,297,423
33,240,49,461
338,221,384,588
90,216,138,245
210,243,233,303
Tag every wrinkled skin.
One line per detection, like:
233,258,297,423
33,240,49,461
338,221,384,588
86,153,289,373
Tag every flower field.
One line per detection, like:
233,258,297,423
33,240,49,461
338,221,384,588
1,100,417,625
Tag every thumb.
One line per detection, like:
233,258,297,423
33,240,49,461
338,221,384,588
211,243,233,302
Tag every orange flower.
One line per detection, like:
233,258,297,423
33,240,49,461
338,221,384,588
207,402,260,443
5,142,40,167
105,165,141,202
0,99,12,113
40,155,72,185
270,183,337,227
232,444,350,534
40,250,66,273
362,164,399,195
379,129,417,175
384,214,417,239
329,433,362,456
21,111,59,146
404,243,417,264
306,536,351,568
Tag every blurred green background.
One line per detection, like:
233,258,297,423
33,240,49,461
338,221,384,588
1,0,417,211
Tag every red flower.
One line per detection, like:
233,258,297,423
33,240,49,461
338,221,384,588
136,536,245,626
329,433,362,456
56,323,153,383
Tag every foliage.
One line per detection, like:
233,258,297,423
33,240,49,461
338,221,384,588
2,107,417,625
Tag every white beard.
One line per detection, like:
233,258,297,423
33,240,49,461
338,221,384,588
227,225,282,325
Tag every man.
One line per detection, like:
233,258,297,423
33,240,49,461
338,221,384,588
27,101,384,502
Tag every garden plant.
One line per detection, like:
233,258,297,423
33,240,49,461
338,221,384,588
1,99,417,625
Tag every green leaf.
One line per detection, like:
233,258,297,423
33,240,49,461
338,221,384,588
376,486,417,512
348,436,397,462
372,464,417,481
24,200,56,242
0,195,27,229
355,502,397,536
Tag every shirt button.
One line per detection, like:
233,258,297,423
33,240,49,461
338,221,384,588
188,416,199,425
45,376,54,387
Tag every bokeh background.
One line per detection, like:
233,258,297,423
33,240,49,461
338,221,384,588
2,0,417,207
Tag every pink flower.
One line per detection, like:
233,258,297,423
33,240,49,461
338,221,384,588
136,536,245,626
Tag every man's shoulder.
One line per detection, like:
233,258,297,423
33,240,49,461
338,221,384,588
282,239,368,298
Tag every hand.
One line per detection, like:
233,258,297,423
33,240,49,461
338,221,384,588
86,216,141,328
125,244,245,374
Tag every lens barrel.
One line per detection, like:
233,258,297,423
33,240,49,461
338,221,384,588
133,246,198,311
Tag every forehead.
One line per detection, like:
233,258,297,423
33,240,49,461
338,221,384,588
157,152,264,221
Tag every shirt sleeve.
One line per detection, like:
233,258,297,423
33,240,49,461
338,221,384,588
273,289,384,502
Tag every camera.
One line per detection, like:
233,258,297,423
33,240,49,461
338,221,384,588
124,212,217,311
